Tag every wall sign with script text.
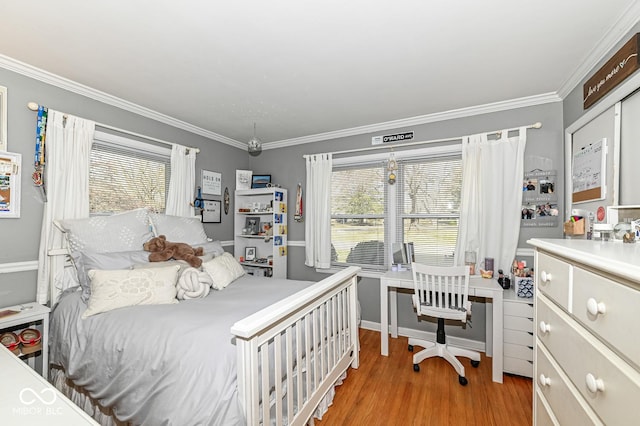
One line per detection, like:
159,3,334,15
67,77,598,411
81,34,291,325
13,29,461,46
583,33,639,109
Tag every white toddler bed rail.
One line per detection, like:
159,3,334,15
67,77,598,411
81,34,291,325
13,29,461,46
232,266,360,426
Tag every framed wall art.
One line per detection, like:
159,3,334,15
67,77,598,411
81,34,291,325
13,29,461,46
201,170,222,196
201,199,221,223
0,151,21,218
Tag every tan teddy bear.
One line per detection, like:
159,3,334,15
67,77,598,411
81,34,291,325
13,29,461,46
143,235,205,268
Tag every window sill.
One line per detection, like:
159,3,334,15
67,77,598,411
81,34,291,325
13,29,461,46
314,267,386,280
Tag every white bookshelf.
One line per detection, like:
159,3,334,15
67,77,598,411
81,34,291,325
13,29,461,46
234,188,287,278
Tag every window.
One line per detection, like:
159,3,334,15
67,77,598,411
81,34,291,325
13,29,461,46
89,132,171,214
397,157,462,266
330,146,462,270
331,164,386,268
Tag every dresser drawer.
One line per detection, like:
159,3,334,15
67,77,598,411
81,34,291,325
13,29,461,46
572,267,640,367
535,343,603,425
504,300,534,317
505,342,534,361
504,356,533,377
537,294,640,425
536,252,571,310
504,315,534,332
504,328,534,346
535,390,558,426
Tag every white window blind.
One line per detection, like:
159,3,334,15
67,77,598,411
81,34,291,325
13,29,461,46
331,163,387,269
89,136,171,214
397,156,462,266
330,148,462,270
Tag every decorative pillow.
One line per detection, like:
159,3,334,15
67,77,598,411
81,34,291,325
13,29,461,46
82,265,180,318
202,253,246,290
71,250,151,303
149,213,208,245
59,208,153,253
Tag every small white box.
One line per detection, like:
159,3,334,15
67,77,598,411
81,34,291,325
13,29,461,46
515,277,534,298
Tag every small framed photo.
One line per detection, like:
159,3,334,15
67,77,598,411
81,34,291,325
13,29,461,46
245,216,260,235
201,200,221,223
251,174,271,188
245,247,256,261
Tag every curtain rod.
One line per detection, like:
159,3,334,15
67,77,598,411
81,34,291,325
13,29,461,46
26,101,200,153
303,122,542,158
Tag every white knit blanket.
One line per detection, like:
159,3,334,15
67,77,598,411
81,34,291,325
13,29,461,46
176,267,213,300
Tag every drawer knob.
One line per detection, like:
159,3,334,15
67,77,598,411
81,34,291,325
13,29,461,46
585,373,605,394
539,374,551,387
539,321,551,334
540,271,552,283
586,298,606,316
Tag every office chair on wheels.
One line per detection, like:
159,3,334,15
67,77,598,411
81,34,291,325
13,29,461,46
408,263,480,386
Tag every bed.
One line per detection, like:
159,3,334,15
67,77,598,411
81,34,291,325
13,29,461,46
46,209,360,425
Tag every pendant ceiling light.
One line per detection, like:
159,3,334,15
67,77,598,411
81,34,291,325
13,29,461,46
247,122,262,156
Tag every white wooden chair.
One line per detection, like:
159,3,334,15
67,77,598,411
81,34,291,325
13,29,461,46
408,263,480,385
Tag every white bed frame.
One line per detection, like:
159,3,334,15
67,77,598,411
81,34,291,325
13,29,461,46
47,224,360,425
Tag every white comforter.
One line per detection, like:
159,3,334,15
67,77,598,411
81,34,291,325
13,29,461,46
49,275,313,426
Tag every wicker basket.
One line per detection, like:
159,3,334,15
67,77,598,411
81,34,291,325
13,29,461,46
19,329,42,355
0,332,20,355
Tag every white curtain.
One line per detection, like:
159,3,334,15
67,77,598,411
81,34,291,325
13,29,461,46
165,144,196,217
36,111,95,304
305,153,332,268
454,127,527,274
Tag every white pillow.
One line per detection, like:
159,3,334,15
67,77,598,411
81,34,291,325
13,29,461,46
202,253,246,290
82,265,180,318
59,208,153,253
149,213,209,245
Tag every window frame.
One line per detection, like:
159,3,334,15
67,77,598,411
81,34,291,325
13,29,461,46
89,131,171,215
330,144,462,271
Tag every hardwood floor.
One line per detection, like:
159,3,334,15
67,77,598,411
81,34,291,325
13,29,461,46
316,329,533,426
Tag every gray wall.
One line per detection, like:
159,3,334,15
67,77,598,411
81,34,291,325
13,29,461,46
0,67,247,306
258,102,565,342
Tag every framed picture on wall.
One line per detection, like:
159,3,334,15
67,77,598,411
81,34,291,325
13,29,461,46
201,200,221,223
0,151,21,218
201,170,222,195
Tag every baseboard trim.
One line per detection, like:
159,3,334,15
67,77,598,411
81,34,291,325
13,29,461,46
359,320,485,353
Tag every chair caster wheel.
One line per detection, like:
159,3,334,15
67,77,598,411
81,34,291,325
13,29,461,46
459,376,468,386
471,360,480,368
413,364,420,372
408,345,414,352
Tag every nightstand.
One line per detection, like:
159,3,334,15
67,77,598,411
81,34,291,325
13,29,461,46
0,302,50,378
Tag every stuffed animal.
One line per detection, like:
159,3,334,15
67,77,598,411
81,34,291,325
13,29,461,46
143,235,205,268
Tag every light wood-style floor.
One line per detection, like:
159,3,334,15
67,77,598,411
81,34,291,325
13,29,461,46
316,329,533,426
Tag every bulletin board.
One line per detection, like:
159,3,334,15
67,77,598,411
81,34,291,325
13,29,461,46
572,138,606,204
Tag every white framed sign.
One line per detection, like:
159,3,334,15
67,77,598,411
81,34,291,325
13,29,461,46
201,199,221,223
202,170,222,195
0,151,21,218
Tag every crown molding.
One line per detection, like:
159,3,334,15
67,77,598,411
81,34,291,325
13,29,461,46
264,92,561,150
556,6,640,99
0,54,245,149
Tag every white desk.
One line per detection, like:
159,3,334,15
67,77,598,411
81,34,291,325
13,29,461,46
380,271,504,383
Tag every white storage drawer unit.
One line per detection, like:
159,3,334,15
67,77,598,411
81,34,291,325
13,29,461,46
529,238,640,426
503,288,534,378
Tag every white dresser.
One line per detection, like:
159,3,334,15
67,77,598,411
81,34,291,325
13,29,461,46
503,288,534,378
528,238,640,425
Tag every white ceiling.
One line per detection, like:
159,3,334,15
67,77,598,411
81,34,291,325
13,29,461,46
1,1,639,148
